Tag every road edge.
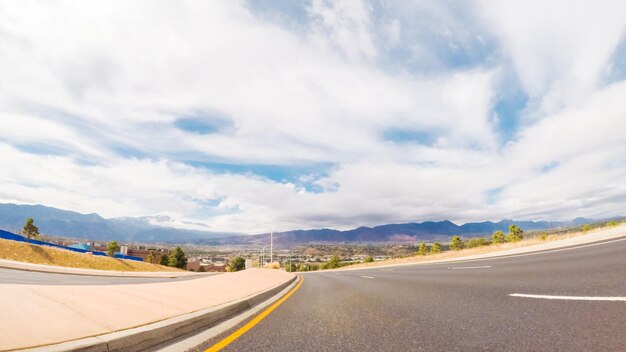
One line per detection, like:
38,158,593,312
16,273,297,352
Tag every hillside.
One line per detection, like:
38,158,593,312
0,203,241,243
0,238,182,272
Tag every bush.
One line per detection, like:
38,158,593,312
226,256,246,272
322,255,342,270
21,218,40,239
159,254,169,266
492,230,505,244
607,220,619,227
431,242,441,254
285,262,297,272
364,256,374,263
106,241,120,257
507,224,524,242
582,224,592,233
417,242,429,255
168,247,188,269
465,238,491,248
540,232,548,241
449,236,463,251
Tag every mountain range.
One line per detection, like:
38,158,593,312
207,218,592,246
0,203,597,246
0,203,240,243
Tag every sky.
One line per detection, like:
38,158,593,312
1,0,626,234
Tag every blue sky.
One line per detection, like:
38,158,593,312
1,0,626,233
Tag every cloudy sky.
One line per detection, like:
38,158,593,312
1,0,626,234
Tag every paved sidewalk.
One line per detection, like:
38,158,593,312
0,268,295,351
0,258,198,278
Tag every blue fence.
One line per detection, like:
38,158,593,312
0,229,143,261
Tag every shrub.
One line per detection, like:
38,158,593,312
449,236,464,251
21,218,40,239
507,224,524,242
492,230,505,244
431,242,441,254
582,224,592,233
106,241,120,257
417,242,429,256
159,254,169,266
364,256,374,263
506,233,521,242
607,220,619,227
265,261,280,269
227,256,246,272
465,238,491,248
540,232,548,241
168,247,188,269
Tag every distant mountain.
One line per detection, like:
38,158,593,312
0,203,240,243
207,218,589,247
0,202,600,246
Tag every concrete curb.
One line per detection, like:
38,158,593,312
16,274,298,352
0,258,199,278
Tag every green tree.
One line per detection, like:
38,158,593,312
417,242,429,256
449,236,464,251
363,255,374,263
285,262,297,272
431,242,441,254
21,218,40,239
159,254,170,266
465,238,490,248
146,251,155,263
226,256,245,272
492,230,505,244
322,255,341,270
582,224,592,233
168,246,188,269
507,224,524,242
106,241,120,257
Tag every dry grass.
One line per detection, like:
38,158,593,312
343,226,611,270
0,238,183,272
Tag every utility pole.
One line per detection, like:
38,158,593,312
270,231,273,264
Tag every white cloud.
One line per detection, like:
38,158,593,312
479,0,626,116
0,0,625,234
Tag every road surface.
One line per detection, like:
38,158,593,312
0,267,215,285
194,236,626,351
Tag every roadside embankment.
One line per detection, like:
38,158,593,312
336,223,626,271
0,268,295,351
0,238,182,273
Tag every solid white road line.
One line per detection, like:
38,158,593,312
361,276,375,279
449,265,492,270
509,293,626,301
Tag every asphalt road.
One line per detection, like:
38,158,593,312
0,267,214,285
195,236,626,352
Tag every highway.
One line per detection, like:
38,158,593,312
0,267,213,285
194,236,626,351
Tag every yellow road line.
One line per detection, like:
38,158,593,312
205,276,304,352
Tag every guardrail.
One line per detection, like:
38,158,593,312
0,229,142,261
